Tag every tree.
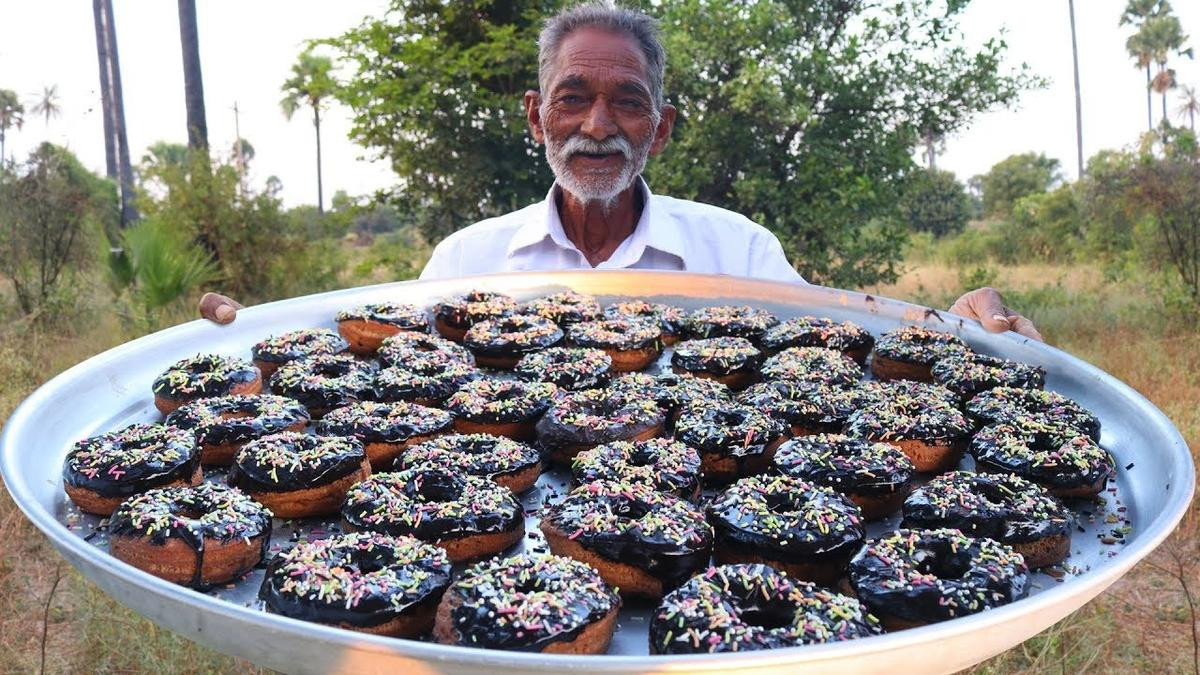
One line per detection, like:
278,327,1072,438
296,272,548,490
281,50,336,214
1068,0,1084,177
177,0,207,150
0,89,23,163
1128,149,1200,305
92,0,138,228
1121,0,1170,130
329,0,1038,286
978,153,1062,218
1177,85,1199,130
897,169,972,237
30,85,61,127
1141,13,1193,122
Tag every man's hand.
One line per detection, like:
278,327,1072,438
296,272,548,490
199,292,243,325
949,287,1043,342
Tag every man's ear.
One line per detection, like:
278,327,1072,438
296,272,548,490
524,90,546,145
649,103,676,157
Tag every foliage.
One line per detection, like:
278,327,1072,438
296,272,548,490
110,216,220,318
0,88,24,161
1005,186,1082,262
280,49,337,121
976,152,1061,218
1126,149,1200,305
897,169,971,237
0,143,116,316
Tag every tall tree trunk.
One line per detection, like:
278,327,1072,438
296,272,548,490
1068,0,1084,178
1146,63,1153,130
177,0,207,150
94,0,138,227
314,105,324,214
92,0,117,180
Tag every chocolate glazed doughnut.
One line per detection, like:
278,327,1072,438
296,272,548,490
566,317,663,372
513,346,612,391
761,316,876,365
736,381,855,437
608,371,730,430
843,395,973,473
966,386,1101,441
534,387,665,466
251,328,349,379
463,315,564,369
571,437,702,501
707,474,866,586
434,553,621,654
63,423,202,515
869,325,969,382
520,290,603,325
373,356,480,407
651,563,883,654
165,394,310,466
260,532,452,637
683,305,779,342
772,434,915,520
846,528,1029,630
968,418,1114,498
604,299,685,345
228,432,371,518
541,480,714,599
432,290,519,342
397,433,543,494
152,354,262,414
341,467,524,563
444,378,558,441
377,331,474,367
317,400,453,470
109,483,271,589
931,352,1045,402
335,302,430,356
269,353,377,419
902,471,1073,568
674,400,788,483
759,346,864,387
671,336,763,390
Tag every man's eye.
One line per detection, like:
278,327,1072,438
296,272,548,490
560,95,584,104
619,99,644,108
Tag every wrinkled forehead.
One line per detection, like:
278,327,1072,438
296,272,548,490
545,26,652,96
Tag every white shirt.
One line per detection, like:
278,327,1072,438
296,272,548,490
419,177,806,283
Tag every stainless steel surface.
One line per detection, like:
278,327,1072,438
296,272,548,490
1,270,1193,674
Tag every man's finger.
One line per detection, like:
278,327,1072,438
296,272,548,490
199,292,241,325
1009,315,1044,342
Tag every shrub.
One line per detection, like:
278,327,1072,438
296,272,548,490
898,169,972,237
110,217,220,319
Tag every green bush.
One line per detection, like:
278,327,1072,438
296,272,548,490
898,169,972,237
111,217,220,319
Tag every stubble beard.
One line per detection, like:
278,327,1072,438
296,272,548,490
542,110,658,212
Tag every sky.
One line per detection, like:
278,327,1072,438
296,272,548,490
0,0,1197,208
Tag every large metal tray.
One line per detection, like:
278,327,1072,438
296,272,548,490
1,271,1193,673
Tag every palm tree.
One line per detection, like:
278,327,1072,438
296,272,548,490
93,0,138,227
1120,0,1169,130
1141,14,1193,123
281,50,336,213
30,85,61,126
177,0,207,150
1177,85,1199,130
1068,0,1084,178
0,88,24,163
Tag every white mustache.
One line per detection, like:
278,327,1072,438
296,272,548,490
560,134,633,160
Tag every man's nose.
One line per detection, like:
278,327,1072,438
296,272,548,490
579,96,617,140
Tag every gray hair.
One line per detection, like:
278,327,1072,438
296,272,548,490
537,2,666,111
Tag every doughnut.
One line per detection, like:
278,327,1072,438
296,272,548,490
571,438,702,501
251,328,349,379
707,474,865,585
772,433,915,520
463,314,564,369
966,386,1101,441
534,387,665,466
674,400,788,482
520,290,603,325
541,479,713,598
650,563,883,654
931,352,1045,402
759,346,863,387
63,423,202,515
227,432,371,518
433,553,621,653
335,302,429,355
151,354,261,414
378,331,474,368
317,400,453,469
845,528,1029,630
444,378,558,440
869,325,969,382
604,299,685,345
902,471,1073,568
608,371,730,429
108,482,271,588
259,531,452,637
397,433,543,494
671,336,762,390
683,305,779,342
843,396,972,473
165,394,310,466
341,467,523,563
737,380,853,437
513,346,612,391
373,357,480,407
269,353,377,418
853,379,959,410
761,316,876,364
968,419,1113,498
432,290,519,342
566,317,663,372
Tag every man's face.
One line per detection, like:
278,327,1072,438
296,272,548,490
527,27,675,204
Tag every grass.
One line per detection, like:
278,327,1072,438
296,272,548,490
1,253,1197,673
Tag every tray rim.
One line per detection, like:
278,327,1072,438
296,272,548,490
2,269,1193,671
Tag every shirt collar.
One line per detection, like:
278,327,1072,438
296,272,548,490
505,176,687,269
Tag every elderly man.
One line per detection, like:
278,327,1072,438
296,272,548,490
200,2,1040,341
